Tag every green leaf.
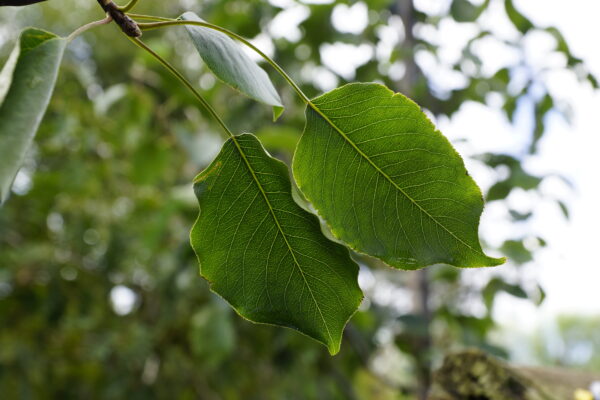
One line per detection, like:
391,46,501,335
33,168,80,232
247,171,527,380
587,72,599,89
450,0,489,22
504,0,533,34
0,28,65,204
530,93,553,153
190,133,362,354
508,209,532,221
292,83,504,270
534,284,546,306
499,239,532,265
180,12,284,121
483,277,528,310
480,153,542,201
557,200,569,220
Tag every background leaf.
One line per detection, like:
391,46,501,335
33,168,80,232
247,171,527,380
191,133,362,354
0,28,65,204
450,0,490,23
504,0,534,34
181,11,284,121
293,83,504,270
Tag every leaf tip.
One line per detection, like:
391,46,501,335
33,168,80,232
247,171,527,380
178,11,198,21
272,105,284,122
327,343,341,356
491,256,508,266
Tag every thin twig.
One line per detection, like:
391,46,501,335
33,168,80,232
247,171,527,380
67,15,112,42
117,0,140,12
126,36,234,138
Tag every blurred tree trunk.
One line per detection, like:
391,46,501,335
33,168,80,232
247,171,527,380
396,0,420,95
394,1,431,400
411,268,432,400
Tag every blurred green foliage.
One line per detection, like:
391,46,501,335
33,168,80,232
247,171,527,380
533,315,600,372
0,0,596,398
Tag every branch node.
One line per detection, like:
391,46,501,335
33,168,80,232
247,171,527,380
96,0,141,37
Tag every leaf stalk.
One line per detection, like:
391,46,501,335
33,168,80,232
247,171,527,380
67,15,113,42
126,36,235,138
117,0,140,12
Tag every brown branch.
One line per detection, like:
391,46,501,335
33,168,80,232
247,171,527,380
96,0,141,37
430,349,600,400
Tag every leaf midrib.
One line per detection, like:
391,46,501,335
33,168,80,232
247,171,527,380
230,136,335,347
307,100,486,258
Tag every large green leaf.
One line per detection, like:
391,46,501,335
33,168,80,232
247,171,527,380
181,12,284,121
0,28,65,204
292,83,504,270
190,133,362,354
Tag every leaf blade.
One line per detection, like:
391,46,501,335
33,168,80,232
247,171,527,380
0,28,66,204
292,83,504,270
191,133,362,354
180,12,284,121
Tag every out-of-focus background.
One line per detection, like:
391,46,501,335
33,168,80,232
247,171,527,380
1,0,598,398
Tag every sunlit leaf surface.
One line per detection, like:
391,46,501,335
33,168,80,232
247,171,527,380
293,83,504,270
181,12,284,121
191,133,362,354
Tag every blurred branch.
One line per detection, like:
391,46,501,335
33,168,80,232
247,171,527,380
117,0,139,12
96,0,141,37
396,0,420,96
394,2,432,398
430,349,600,400
67,15,112,42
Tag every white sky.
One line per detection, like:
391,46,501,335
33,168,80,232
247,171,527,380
473,0,600,329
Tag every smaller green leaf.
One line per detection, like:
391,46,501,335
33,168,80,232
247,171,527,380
0,28,66,204
504,0,533,34
450,0,489,22
530,94,553,153
587,72,599,89
191,133,362,354
479,153,543,202
534,284,546,306
482,277,528,311
499,239,532,265
180,12,284,121
557,200,570,220
508,209,532,221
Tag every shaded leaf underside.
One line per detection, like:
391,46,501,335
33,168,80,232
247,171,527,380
293,83,504,270
181,12,284,121
191,133,362,354
0,28,65,204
